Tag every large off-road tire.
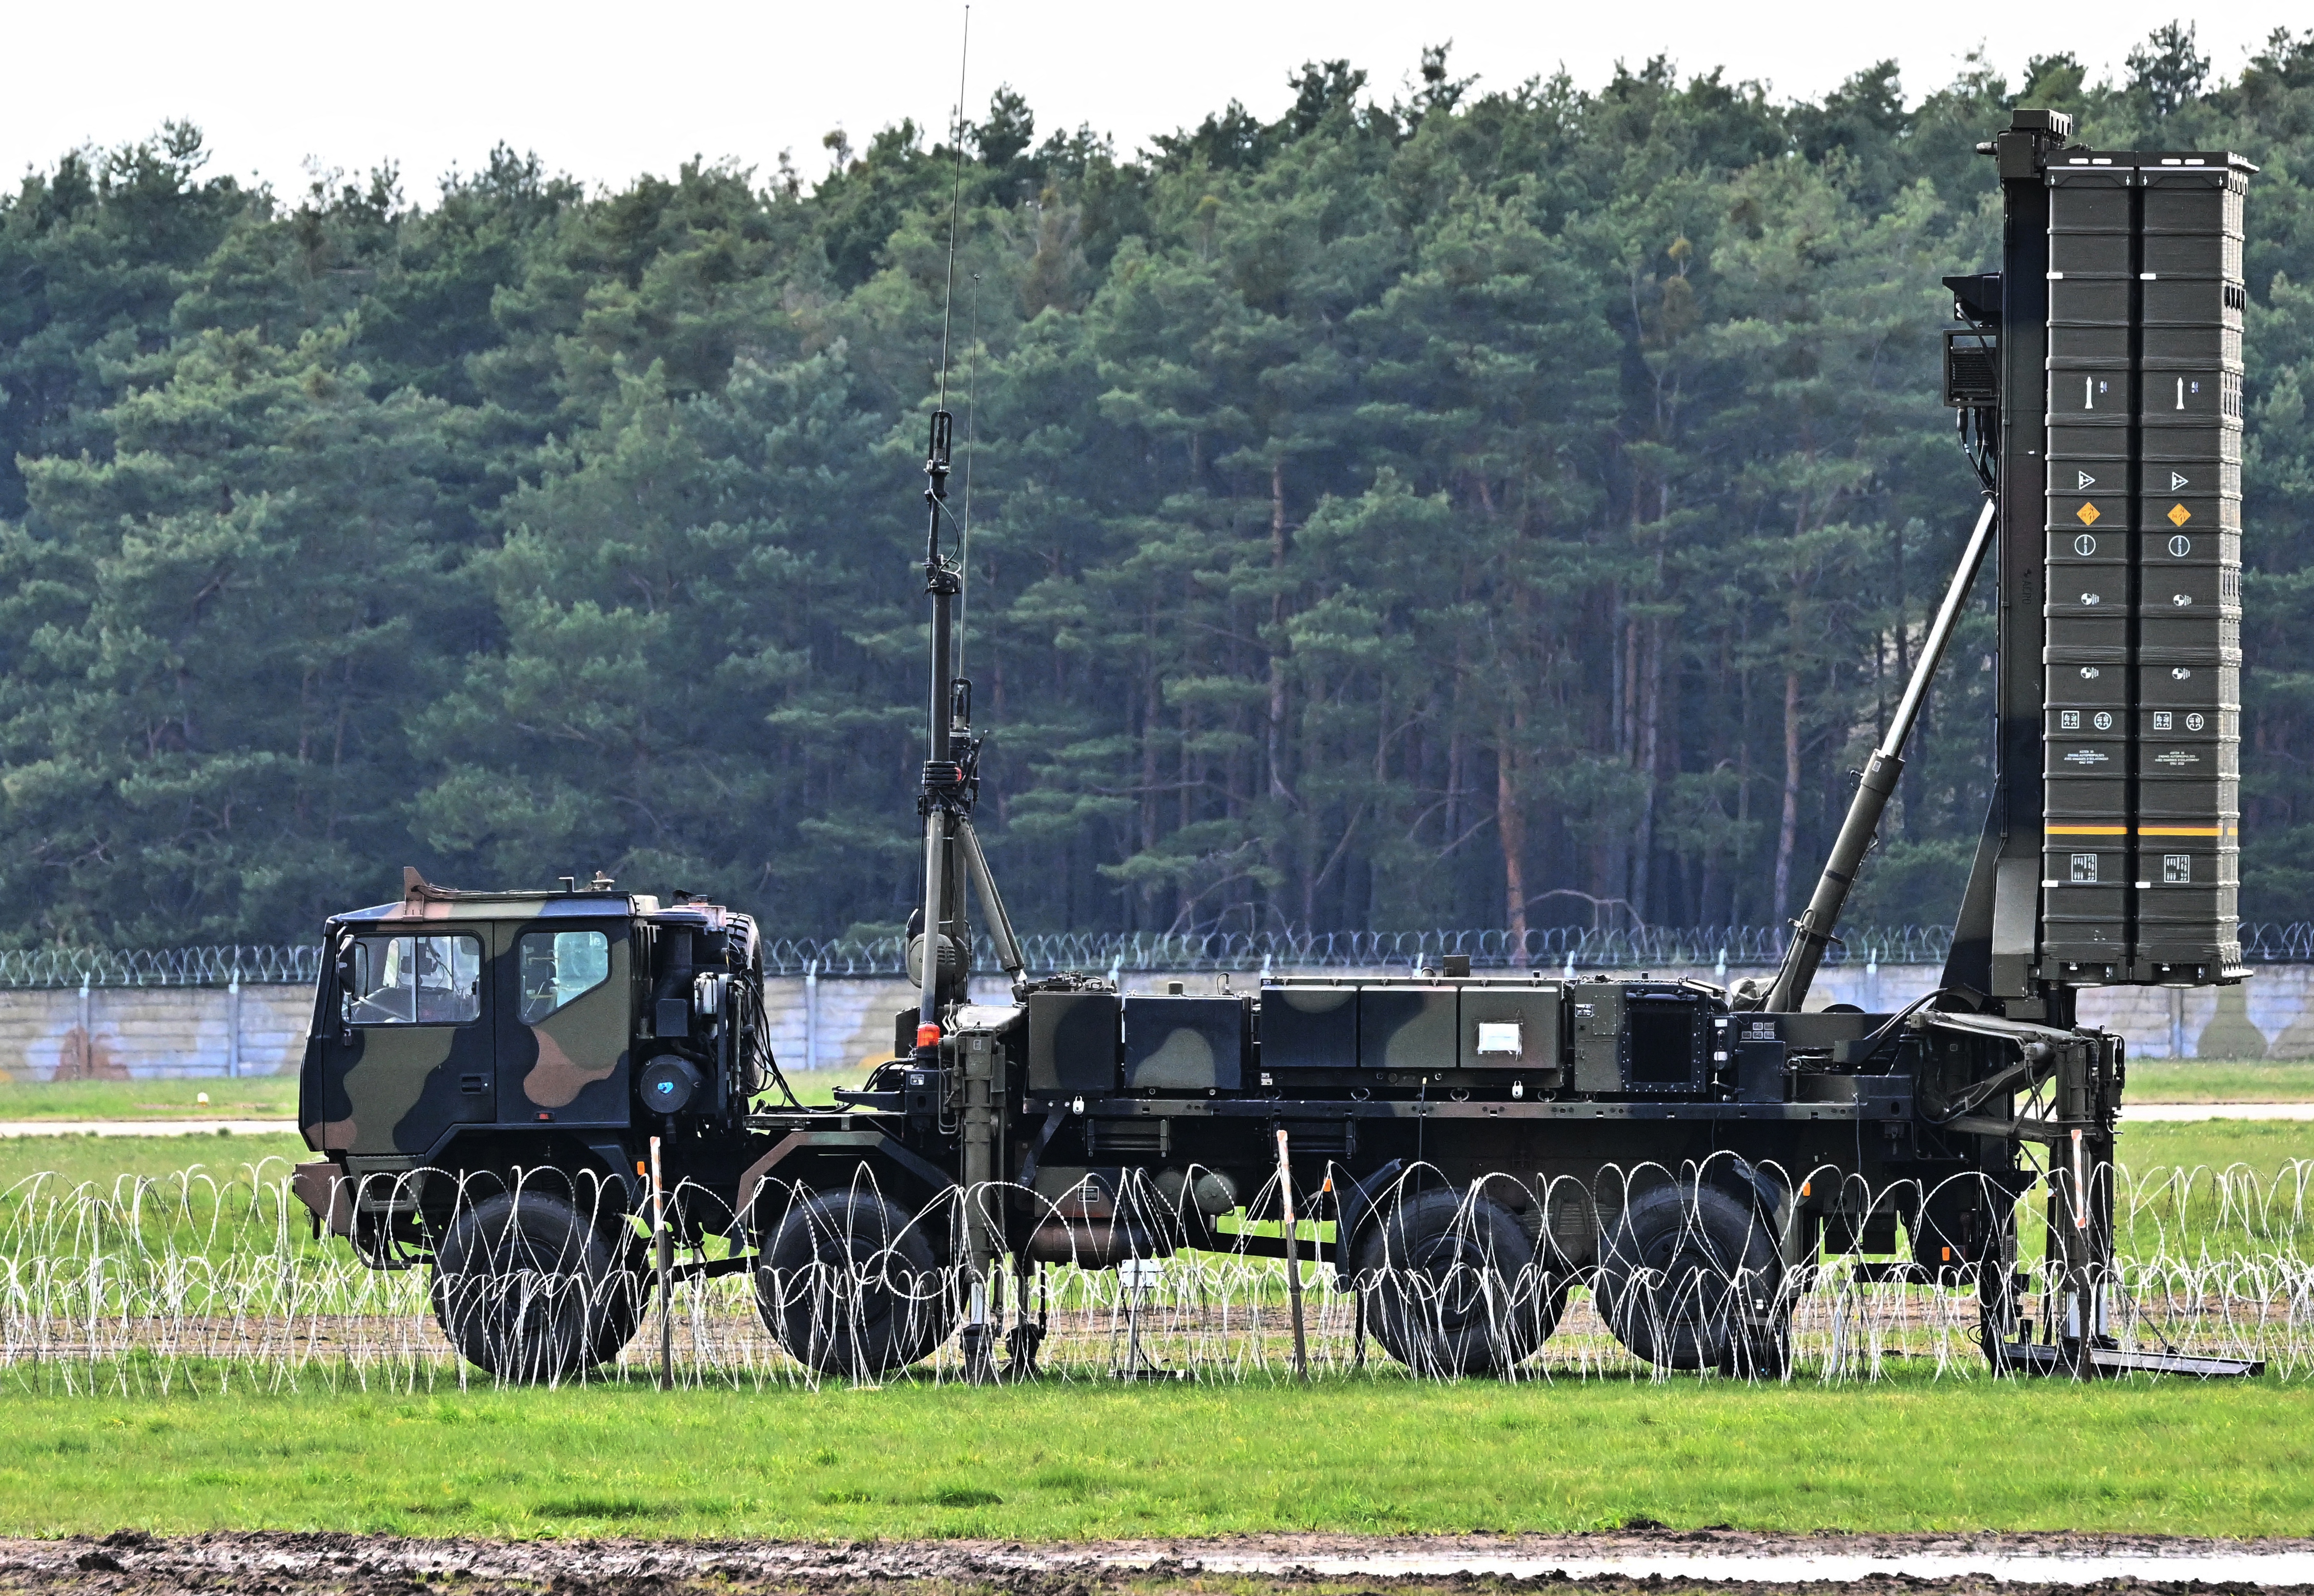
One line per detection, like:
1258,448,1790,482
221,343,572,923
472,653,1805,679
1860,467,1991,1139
754,1190,955,1377
1354,1189,1564,1376
430,1188,644,1381
1594,1179,1788,1374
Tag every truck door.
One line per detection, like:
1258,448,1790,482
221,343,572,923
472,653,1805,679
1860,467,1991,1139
327,929,494,1158
497,920,634,1126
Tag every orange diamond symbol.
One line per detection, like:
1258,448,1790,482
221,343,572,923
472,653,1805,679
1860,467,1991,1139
2076,502,2101,525
2168,502,2193,526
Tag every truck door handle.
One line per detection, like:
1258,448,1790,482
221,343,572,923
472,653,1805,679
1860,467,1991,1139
460,1074,489,1095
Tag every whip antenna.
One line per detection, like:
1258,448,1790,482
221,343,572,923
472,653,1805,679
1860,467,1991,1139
936,7,970,411
958,272,981,680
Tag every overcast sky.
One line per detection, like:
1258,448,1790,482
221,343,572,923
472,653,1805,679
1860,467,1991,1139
3,1,2299,204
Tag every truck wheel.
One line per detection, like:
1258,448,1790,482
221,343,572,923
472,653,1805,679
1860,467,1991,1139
1354,1189,1561,1376
430,1189,643,1382
1595,1179,1785,1373
755,1190,955,1377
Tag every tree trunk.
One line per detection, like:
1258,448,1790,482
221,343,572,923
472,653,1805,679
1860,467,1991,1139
1266,459,1290,803
1498,714,1528,941
1773,665,1801,929
1734,608,1754,923
1226,587,1248,920
1266,458,1297,926
1140,652,1160,928
1445,627,1468,854
1632,615,1663,922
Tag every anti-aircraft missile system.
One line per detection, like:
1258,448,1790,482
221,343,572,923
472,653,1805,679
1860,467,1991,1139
295,111,2263,1384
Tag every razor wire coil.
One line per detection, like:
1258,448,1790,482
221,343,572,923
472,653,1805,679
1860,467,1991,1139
0,1156,2303,1394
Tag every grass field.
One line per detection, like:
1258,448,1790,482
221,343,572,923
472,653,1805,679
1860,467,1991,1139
0,1059,2303,1123
2116,1116,2311,1171
2125,1060,2314,1102
0,1075,299,1120
0,1376,2306,1540
768,1068,854,1106
0,1130,310,1190
0,1111,2301,1544
0,1120,2296,1196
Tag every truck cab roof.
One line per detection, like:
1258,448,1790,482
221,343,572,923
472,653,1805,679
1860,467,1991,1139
327,867,663,928
332,892,660,928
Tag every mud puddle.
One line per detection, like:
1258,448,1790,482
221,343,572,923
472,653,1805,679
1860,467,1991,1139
7,1531,2314,1595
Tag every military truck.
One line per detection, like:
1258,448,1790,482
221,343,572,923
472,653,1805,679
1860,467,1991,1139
294,113,2263,1383
299,873,2098,1379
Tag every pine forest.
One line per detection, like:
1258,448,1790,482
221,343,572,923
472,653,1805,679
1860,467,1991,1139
4,28,2313,951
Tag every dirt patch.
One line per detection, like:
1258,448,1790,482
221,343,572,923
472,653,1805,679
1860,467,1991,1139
3,1532,2313,1596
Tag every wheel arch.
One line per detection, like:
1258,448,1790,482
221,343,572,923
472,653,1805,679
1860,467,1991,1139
738,1130,957,1251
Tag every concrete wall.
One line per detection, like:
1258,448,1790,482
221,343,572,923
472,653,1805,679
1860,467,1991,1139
0,984,314,1080
4,964,2308,1080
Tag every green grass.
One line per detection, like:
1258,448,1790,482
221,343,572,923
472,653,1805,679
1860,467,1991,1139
0,1061,2299,1121
0,1131,309,1191
2119,1117,2311,1171
0,1133,322,1275
0,1122,2271,1201
0,1074,297,1121
767,1068,856,1106
2127,1059,2314,1102
0,1376,2305,1539
0,1121,2289,1255
0,1124,2297,1544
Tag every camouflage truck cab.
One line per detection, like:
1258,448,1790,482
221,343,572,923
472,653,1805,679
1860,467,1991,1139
297,870,765,1247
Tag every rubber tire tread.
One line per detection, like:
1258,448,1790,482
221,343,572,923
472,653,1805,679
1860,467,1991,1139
1594,1178,1785,1372
755,1190,954,1377
1354,1189,1562,1377
430,1189,643,1382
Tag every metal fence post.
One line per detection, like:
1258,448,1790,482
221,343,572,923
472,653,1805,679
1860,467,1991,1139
227,971,242,1079
76,973,91,1079
803,959,819,1074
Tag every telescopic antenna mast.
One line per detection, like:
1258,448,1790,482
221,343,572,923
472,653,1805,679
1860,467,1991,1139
912,7,1024,1081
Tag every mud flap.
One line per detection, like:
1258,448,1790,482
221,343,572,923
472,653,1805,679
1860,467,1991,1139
291,1159,355,1238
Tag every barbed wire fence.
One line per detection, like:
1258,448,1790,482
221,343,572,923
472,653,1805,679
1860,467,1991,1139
0,946,324,988
12,924,2314,988
0,1156,2301,1395
762,921,2314,975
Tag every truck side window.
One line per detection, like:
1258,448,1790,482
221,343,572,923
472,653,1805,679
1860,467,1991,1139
343,935,482,1026
519,931,612,1024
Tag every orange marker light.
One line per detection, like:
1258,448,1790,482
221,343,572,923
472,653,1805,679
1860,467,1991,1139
916,1022,942,1048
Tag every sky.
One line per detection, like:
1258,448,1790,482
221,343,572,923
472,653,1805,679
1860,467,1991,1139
1,0,2301,204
